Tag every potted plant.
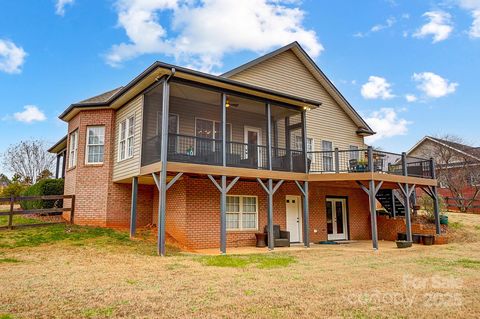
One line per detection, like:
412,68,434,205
356,159,368,172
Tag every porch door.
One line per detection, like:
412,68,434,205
244,126,262,167
326,198,348,240
286,195,302,243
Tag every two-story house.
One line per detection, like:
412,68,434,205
49,42,440,255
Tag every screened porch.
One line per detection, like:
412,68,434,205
141,80,308,173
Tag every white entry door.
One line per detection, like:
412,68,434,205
326,198,348,240
286,195,302,243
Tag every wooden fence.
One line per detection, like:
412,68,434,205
444,196,480,213
0,195,75,230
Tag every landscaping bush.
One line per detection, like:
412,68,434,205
20,179,64,210
418,193,446,223
1,182,26,199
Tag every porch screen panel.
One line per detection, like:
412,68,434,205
225,95,267,169
168,82,222,165
270,104,306,172
142,82,164,166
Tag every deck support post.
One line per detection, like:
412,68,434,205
130,176,138,238
369,180,378,250
208,175,240,254
295,180,310,247
357,180,383,250
258,178,284,250
401,152,413,242
397,182,416,243
404,183,412,242
430,158,441,235
155,80,170,256
420,184,442,235
432,186,441,235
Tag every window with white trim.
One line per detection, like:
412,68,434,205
295,136,315,162
68,131,78,169
226,195,258,230
86,126,105,164
322,140,333,171
119,116,135,161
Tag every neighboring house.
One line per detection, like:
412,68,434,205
408,136,480,213
49,42,439,255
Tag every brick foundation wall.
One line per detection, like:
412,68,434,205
149,177,372,250
377,215,448,244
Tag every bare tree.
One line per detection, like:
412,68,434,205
1,140,55,185
420,134,480,213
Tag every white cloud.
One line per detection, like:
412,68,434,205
405,94,417,102
458,0,480,37
0,39,27,74
364,108,411,143
412,72,458,98
413,11,453,43
470,10,480,37
361,76,395,100
371,17,396,32
13,105,47,123
106,0,323,72
56,0,74,16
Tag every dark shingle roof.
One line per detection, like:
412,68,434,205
428,136,480,158
78,87,123,105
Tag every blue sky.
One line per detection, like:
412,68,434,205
0,0,479,171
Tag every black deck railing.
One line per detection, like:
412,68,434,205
307,148,434,179
144,134,434,178
165,133,306,172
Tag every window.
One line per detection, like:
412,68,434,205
469,173,480,186
68,131,78,168
195,118,231,154
322,140,333,171
156,112,179,135
119,116,135,161
86,126,105,164
226,195,258,230
349,145,359,160
295,136,315,162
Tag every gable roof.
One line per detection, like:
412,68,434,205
408,136,480,161
59,61,322,121
222,41,374,135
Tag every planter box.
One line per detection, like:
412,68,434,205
396,240,413,248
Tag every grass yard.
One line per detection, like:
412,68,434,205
0,213,479,318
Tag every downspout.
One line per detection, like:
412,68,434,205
165,67,176,83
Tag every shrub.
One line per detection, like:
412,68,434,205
418,193,446,223
20,179,64,210
1,182,27,198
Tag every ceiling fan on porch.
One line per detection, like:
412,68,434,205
225,98,239,108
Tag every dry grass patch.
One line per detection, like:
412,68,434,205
0,213,479,318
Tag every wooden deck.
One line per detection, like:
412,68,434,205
115,161,437,187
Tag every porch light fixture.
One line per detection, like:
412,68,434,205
225,98,230,108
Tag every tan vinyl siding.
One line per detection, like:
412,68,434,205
229,50,366,151
113,96,143,181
